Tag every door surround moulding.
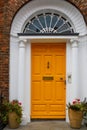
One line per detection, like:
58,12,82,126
9,0,87,123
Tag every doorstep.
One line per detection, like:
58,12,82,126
4,121,87,130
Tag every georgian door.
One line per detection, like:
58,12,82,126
31,43,66,119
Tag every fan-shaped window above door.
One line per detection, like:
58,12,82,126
23,10,74,34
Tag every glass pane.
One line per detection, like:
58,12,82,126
38,15,46,28
57,24,69,32
29,23,37,32
32,19,42,30
46,14,51,28
25,30,35,33
56,18,64,28
51,15,58,28
61,30,72,34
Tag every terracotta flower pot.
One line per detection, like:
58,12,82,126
8,112,20,129
68,109,83,129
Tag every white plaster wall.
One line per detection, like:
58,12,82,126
66,41,72,103
78,36,87,100
66,41,72,122
9,36,19,100
24,41,31,122
9,0,87,123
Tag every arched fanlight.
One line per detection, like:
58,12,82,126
23,11,74,34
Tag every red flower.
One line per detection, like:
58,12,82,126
19,102,22,105
76,99,80,102
73,101,76,104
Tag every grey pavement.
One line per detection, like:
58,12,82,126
4,121,87,130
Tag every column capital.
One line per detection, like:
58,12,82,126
19,39,27,48
70,39,79,48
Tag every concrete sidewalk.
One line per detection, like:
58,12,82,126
4,121,87,130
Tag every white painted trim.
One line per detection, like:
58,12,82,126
18,35,79,40
24,41,31,122
10,33,87,39
18,40,26,105
71,40,79,98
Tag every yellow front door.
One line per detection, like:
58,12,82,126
31,43,66,119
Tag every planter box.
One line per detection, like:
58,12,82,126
8,112,20,129
68,109,83,129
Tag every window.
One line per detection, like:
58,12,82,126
23,11,74,34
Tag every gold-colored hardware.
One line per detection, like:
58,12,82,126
64,80,66,85
43,76,53,80
47,62,50,69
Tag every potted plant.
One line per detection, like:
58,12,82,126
0,100,22,129
0,100,8,128
7,100,22,129
84,112,87,127
0,92,8,129
67,98,86,129
83,100,87,127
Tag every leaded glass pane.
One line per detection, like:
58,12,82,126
23,11,74,34
51,15,58,28
46,14,51,28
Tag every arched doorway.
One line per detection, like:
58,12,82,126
10,0,87,122
20,9,75,119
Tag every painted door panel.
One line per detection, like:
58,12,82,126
31,43,66,118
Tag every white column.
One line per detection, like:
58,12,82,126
18,40,26,105
66,39,78,122
71,39,79,99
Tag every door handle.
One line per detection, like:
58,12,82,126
60,77,63,80
60,78,66,84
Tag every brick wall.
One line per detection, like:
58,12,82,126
0,0,87,100
0,0,9,99
68,0,87,23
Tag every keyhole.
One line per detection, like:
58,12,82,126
47,62,50,69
